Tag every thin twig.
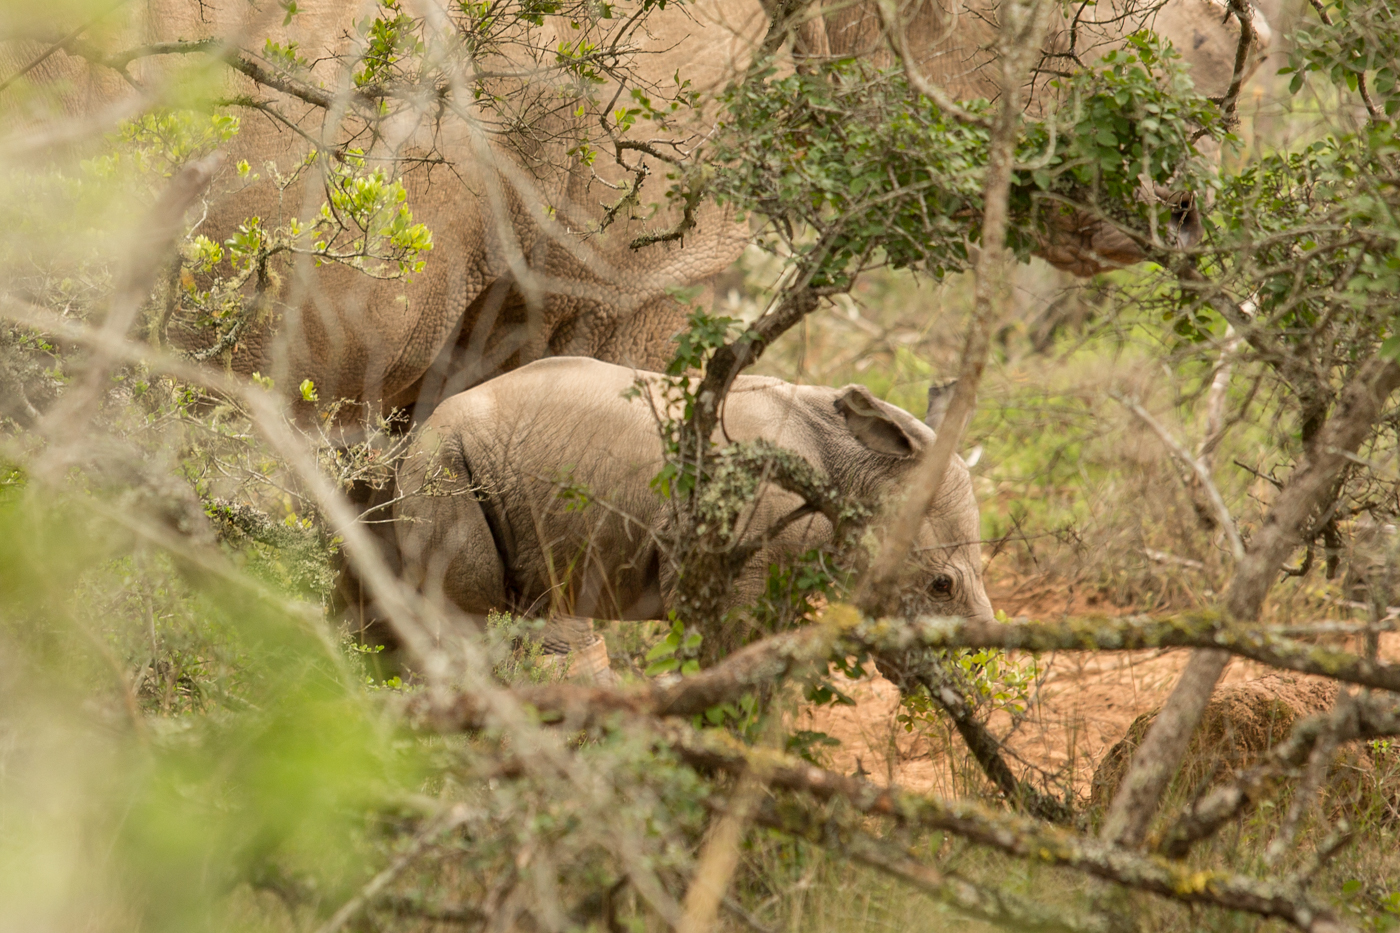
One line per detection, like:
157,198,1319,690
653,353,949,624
875,0,993,129
1113,392,1245,562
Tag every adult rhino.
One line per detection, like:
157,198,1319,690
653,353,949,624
4,0,1268,418
394,357,995,628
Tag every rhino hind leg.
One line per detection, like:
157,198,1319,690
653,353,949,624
396,481,509,620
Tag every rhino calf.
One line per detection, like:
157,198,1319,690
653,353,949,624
395,357,993,629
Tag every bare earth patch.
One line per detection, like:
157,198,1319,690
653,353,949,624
797,573,1399,803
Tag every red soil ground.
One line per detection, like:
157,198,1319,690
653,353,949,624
796,571,1397,802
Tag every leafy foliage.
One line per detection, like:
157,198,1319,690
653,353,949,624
1286,0,1400,114
705,35,1221,290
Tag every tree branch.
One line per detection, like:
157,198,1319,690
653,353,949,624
691,286,822,445
663,726,1353,932
858,0,1052,615
407,603,1400,731
1220,0,1258,123
874,648,1073,823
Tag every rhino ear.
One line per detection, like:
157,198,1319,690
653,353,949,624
834,386,918,459
925,380,957,431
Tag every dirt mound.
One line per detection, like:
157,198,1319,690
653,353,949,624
1087,674,1338,811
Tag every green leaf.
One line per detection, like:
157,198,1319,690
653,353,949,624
644,639,676,663
644,657,680,677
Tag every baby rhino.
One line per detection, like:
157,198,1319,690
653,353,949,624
395,357,994,629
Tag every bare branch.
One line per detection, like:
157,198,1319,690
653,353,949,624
1220,0,1258,123
1264,689,1352,865
859,0,1053,615
691,286,822,444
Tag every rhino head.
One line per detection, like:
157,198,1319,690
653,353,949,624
831,383,996,625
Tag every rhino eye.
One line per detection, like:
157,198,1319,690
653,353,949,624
931,574,954,596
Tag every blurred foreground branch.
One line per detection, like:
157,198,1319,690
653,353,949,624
859,0,1052,614
416,695,1358,932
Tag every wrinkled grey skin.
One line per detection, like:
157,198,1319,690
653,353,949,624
395,357,994,626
